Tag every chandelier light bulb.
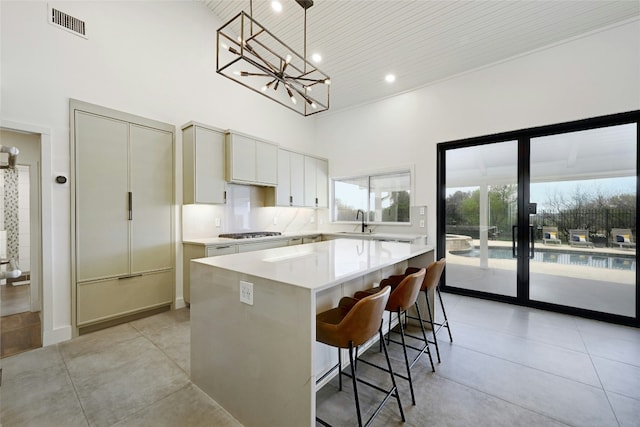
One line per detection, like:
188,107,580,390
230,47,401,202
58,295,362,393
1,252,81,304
324,79,331,85
271,1,282,12
286,87,297,104
311,53,322,63
306,98,317,109
285,54,292,64
385,74,396,83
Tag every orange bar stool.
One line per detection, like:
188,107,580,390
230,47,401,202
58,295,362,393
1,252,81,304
316,286,405,427
354,268,435,406
405,258,452,363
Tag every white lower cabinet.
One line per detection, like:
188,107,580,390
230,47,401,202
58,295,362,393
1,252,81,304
183,243,238,304
77,270,173,326
237,240,288,253
302,235,322,244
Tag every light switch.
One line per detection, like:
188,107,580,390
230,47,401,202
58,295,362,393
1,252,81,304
419,220,425,228
215,217,221,227
419,206,425,215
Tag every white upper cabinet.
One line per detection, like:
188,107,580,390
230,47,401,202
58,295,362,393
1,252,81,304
225,131,278,186
182,122,226,204
256,139,278,185
276,149,304,206
304,156,329,208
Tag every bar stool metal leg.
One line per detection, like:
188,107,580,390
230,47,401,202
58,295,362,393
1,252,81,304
423,289,441,363
348,343,363,427
412,299,436,372
396,308,416,405
379,327,406,425
437,287,454,343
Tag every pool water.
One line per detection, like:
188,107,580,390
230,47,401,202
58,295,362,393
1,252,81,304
451,247,636,271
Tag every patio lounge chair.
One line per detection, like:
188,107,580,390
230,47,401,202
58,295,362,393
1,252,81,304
569,229,594,248
542,226,561,245
611,228,636,249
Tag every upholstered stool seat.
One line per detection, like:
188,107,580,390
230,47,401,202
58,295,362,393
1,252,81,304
354,268,434,405
316,286,405,427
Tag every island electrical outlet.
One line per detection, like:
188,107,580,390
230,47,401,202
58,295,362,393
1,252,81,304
240,281,253,305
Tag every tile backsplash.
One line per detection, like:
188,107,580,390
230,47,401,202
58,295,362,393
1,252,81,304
182,184,320,240
182,183,429,242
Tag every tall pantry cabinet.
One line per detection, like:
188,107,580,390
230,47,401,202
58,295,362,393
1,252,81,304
71,100,175,334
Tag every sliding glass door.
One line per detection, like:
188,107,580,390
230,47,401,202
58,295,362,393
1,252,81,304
438,112,639,325
529,124,637,317
444,141,518,297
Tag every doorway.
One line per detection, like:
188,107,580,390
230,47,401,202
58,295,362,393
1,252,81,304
438,111,639,326
0,129,42,357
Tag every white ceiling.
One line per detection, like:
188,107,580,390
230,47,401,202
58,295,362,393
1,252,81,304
204,0,640,113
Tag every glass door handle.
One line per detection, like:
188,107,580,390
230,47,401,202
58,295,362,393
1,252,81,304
529,225,535,259
512,225,517,258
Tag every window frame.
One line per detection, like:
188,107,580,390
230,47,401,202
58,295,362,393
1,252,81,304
330,168,413,225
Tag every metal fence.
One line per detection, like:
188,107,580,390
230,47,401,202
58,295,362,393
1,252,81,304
446,208,636,244
531,208,636,242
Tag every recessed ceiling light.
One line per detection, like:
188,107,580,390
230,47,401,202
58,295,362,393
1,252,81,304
385,74,396,83
311,53,322,63
271,1,282,12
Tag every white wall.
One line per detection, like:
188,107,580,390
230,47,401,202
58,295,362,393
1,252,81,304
316,19,640,249
0,1,317,343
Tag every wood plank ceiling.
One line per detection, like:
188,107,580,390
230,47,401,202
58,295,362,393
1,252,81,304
204,0,640,112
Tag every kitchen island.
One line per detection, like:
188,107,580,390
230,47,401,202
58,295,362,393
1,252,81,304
190,238,434,427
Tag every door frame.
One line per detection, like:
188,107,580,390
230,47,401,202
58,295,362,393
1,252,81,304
0,119,58,343
437,110,640,327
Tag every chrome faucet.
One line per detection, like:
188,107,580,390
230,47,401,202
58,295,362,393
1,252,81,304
356,209,367,233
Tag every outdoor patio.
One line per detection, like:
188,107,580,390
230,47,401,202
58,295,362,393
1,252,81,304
446,239,636,318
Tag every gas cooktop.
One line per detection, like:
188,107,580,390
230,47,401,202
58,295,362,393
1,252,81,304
218,232,282,240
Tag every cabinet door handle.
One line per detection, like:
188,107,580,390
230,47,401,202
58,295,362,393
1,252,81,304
289,195,293,206
118,273,142,280
315,197,318,206
128,192,133,220
215,245,232,249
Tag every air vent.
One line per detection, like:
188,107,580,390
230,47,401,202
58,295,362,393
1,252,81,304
49,6,87,38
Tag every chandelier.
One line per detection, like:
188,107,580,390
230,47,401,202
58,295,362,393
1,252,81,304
216,0,330,116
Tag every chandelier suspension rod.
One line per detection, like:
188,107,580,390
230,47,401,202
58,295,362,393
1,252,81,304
250,0,254,36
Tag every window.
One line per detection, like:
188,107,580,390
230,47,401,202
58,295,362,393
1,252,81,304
332,170,411,223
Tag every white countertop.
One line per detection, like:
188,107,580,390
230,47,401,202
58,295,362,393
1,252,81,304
183,231,426,246
183,231,321,246
193,238,433,291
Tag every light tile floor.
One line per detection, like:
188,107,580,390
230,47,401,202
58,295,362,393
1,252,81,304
1,294,639,426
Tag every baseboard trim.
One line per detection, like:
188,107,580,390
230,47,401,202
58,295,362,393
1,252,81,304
43,325,72,346
175,297,186,309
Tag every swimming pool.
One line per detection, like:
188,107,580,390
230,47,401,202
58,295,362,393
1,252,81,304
450,247,636,271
